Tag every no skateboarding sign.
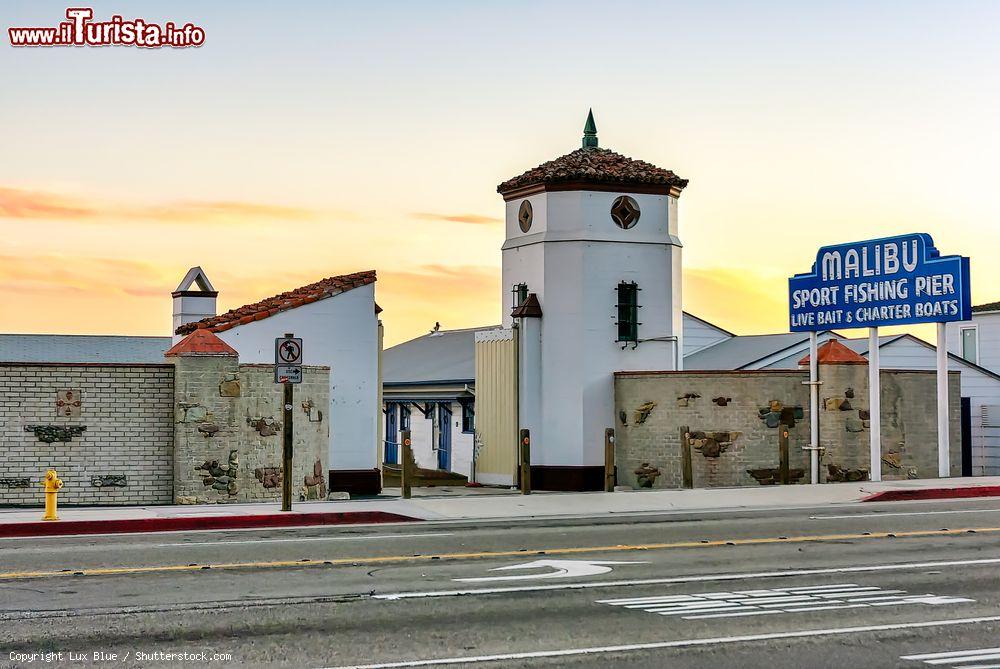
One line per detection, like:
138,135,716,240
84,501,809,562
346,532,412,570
274,336,303,384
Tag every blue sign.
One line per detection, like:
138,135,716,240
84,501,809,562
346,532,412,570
789,233,971,332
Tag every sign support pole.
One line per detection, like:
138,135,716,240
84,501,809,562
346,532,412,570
868,326,882,483
808,332,820,485
937,323,950,477
281,380,293,512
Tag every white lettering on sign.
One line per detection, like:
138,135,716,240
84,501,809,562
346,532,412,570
453,559,648,583
821,240,919,281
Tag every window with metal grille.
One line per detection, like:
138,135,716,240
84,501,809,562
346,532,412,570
616,282,641,343
460,400,475,433
512,283,528,309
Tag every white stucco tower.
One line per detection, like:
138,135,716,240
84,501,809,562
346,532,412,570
498,111,688,490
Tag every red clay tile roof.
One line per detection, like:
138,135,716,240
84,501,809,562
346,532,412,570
175,270,377,335
973,301,1000,313
164,328,238,357
798,339,869,366
497,147,688,196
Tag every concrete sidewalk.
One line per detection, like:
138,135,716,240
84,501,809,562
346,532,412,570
3,476,1000,537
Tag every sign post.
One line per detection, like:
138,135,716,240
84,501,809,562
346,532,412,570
868,326,882,482
275,333,303,512
807,332,820,485
790,233,970,483
937,323,950,476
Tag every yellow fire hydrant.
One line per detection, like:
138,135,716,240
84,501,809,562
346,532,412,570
42,469,63,521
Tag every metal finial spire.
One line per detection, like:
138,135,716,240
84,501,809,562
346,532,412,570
582,108,598,148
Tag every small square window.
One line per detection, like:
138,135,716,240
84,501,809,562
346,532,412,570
961,328,978,364
616,282,641,343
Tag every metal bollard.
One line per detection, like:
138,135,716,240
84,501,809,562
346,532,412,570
42,469,63,521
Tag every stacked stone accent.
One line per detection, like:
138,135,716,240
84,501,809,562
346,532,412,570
169,344,329,504
614,367,961,489
0,364,174,505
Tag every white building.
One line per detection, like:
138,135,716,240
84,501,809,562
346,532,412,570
491,111,688,489
173,268,383,494
381,325,493,479
946,300,1000,474
383,314,729,486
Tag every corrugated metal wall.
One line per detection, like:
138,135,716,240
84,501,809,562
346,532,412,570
474,328,517,486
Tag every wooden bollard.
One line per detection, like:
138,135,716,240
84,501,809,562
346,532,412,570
604,428,616,492
519,429,531,495
401,430,412,499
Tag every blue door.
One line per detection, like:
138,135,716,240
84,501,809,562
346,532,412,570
385,404,398,464
437,403,452,471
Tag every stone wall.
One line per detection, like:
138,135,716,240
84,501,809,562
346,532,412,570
613,368,961,489
0,363,174,505
171,357,329,504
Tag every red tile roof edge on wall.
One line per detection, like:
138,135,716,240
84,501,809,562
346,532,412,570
175,270,377,336
164,328,238,357
798,339,869,366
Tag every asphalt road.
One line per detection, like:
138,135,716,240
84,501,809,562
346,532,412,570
2,497,1000,668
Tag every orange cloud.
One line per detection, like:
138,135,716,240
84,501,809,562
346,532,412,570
0,186,317,224
377,264,501,344
0,254,166,297
410,212,502,225
683,266,789,335
0,187,95,219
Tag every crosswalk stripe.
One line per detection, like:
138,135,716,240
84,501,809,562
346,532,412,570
902,647,1000,660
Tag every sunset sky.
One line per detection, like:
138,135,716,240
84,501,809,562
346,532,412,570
2,1,998,346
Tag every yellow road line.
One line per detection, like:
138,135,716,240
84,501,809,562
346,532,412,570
2,526,996,581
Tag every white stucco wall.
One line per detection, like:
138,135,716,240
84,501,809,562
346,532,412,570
215,284,380,471
503,189,683,468
395,401,474,477
875,336,1000,475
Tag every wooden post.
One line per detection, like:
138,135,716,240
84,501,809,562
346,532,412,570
281,381,293,512
604,428,616,492
680,425,693,489
401,429,412,499
779,426,790,485
519,429,531,495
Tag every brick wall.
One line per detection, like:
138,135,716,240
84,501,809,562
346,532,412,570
614,367,961,489
0,364,174,505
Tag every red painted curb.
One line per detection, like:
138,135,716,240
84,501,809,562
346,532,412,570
0,511,420,538
863,486,1000,502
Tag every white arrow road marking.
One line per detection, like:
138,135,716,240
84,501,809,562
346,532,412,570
599,583,974,620
376,556,1000,601
454,559,648,583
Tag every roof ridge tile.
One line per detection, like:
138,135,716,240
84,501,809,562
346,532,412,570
175,270,376,335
